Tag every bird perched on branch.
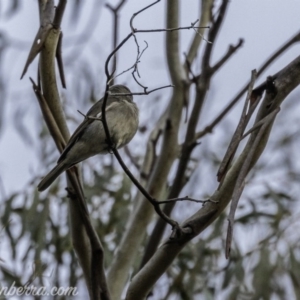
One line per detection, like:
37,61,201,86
38,85,139,191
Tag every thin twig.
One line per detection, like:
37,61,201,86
109,85,174,96
105,0,127,83
124,145,140,170
110,41,149,86
192,26,212,44
132,35,141,77
130,0,161,32
131,41,149,89
134,25,208,33
210,38,244,74
158,196,218,205
201,0,229,72
111,145,180,229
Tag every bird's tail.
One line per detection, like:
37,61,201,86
38,162,67,191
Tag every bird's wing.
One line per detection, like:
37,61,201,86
58,97,119,163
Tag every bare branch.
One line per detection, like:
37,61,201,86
110,144,180,229
185,0,213,65
131,40,148,88
217,70,258,183
109,40,149,87
53,0,67,28
56,32,66,88
202,0,230,72
21,0,59,79
133,24,208,33
108,85,174,96
225,107,280,258
105,0,127,83
158,196,216,205
38,0,54,26
130,0,161,32
105,0,127,12
124,145,140,170
210,38,244,74
195,30,300,141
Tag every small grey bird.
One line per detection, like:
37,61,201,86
38,85,139,191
